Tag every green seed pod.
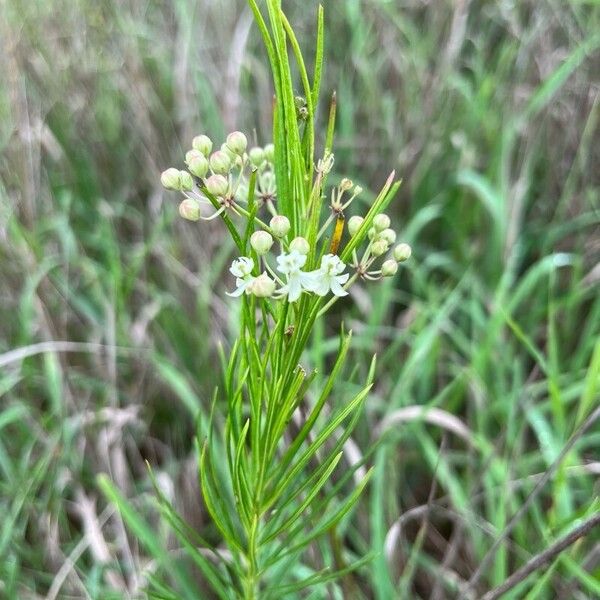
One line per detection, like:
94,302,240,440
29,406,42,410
179,198,201,221
179,171,194,191
380,228,397,245
205,174,228,197
381,259,398,277
226,131,248,155
249,147,265,167
192,134,213,156
188,154,209,178
270,215,290,238
160,168,181,191
289,236,310,255
250,231,274,255
371,239,389,257
373,213,391,232
347,215,364,237
393,243,412,262
210,150,232,175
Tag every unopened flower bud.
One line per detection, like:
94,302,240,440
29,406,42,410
371,239,389,257
185,149,203,164
188,154,209,178
270,215,290,238
179,171,194,191
250,230,274,255
289,236,310,255
393,243,412,262
381,259,398,277
354,185,363,195
192,134,213,156
220,143,237,160
179,198,201,221
264,143,275,162
347,215,364,236
249,273,276,298
161,168,181,191
226,131,248,155
373,213,391,231
340,178,353,191
210,150,232,174
248,147,265,167
380,228,397,245
368,227,378,240
205,174,228,197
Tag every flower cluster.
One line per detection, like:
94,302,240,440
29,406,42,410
161,130,412,303
226,233,350,303
161,131,278,223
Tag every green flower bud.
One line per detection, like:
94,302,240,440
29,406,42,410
270,215,290,238
250,230,274,255
380,228,397,245
368,227,378,240
188,154,209,178
219,143,237,160
393,243,412,262
160,168,181,191
371,239,389,257
192,134,212,156
373,213,391,231
226,131,248,155
354,185,363,195
381,259,398,277
210,150,232,174
205,174,228,197
289,236,310,255
178,198,201,221
185,149,203,164
347,215,364,236
179,170,194,191
264,143,275,162
248,273,276,298
249,147,265,167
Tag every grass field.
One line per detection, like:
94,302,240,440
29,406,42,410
1,0,599,598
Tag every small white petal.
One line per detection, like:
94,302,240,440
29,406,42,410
226,276,253,297
313,278,330,296
330,279,349,297
287,277,303,302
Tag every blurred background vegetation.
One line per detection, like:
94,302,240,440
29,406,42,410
1,0,599,598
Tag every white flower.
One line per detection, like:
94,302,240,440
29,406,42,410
227,256,255,297
276,250,315,302
305,254,349,297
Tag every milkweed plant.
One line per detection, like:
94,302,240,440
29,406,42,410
122,2,410,598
